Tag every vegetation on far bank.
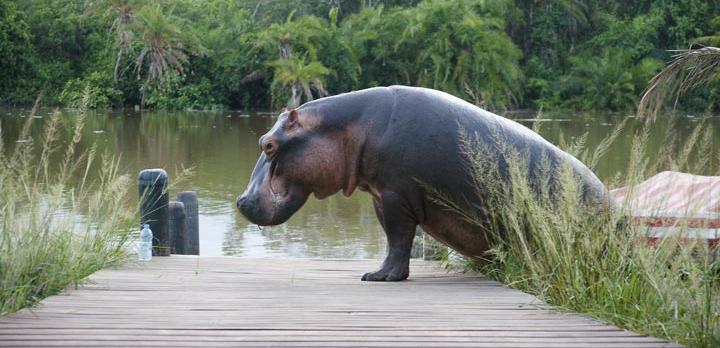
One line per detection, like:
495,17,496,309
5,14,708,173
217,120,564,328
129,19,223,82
430,118,719,347
2,0,720,112
0,94,135,315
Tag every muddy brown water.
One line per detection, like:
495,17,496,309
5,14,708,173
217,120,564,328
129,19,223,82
2,108,718,257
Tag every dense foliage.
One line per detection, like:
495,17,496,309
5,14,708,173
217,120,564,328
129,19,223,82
2,0,719,111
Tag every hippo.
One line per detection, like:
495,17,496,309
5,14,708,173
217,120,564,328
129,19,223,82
237,86,611,281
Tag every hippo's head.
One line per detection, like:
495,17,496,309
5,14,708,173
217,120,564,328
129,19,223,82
237,108,355,226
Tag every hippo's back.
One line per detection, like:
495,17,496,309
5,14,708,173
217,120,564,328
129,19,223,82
389,86,568,161
387,86,605,193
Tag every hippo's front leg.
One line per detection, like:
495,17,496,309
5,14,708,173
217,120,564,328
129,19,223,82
362,192,417,281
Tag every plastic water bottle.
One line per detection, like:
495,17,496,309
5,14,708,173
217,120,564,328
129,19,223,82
138,224,153,261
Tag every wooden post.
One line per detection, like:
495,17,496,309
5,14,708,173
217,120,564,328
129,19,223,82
138,169,170,256
177,191,199,255
168,201,187,254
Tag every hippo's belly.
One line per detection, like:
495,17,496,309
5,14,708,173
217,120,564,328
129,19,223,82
420,207,490,260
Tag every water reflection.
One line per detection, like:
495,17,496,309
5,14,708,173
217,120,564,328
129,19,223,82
1,108,718,258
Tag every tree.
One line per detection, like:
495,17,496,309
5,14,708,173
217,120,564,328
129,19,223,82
170,0,261,108
85,0,141,82
320,8,361,94
11,0,105,104
133,5,203,108
0,1,34,103
403,0,522,109
637,46,720,119
338,5,415,87
511,0,593,66
110,1,135,83
270,56,330,108
552,48,661,110
256,11,332,108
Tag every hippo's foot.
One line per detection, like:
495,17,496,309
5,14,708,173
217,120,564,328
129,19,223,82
361,266,409,281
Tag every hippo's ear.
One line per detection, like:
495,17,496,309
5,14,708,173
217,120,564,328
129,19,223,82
287,109,299,127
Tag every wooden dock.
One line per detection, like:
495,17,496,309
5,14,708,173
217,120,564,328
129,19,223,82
0,257,680,347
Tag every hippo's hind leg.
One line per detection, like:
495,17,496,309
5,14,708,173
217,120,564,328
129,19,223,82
362,191,416,281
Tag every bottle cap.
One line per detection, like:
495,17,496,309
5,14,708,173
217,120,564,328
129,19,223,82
143,224,150,229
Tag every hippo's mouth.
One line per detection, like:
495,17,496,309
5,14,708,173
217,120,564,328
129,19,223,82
267,159,300,211
239,152,310,226
268,160,285,207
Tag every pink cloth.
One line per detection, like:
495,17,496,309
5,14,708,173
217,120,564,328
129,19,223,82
611,171,720,214
610,171,720,244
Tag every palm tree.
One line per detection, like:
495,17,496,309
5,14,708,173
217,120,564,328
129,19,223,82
637,45,720,120
133,5,202,108
255,11,331,108
110,1,137,82
85,0,140,82
270,56,330,108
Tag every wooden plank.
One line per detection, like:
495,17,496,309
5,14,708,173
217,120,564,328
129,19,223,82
0,257,681,347
0,334,672,342
0,329,650,337
0,341,675,348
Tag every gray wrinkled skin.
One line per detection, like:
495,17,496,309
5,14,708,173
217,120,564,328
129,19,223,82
238,86,612,281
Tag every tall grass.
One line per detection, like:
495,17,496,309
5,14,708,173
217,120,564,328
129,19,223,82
427,118,719,347
0,93,134,315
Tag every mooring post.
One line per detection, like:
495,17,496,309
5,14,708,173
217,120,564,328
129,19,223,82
138,169,170,256
168,201,187,254
177,191,199,255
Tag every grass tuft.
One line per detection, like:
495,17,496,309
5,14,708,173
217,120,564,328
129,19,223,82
427,120,719,347
0,90,135,315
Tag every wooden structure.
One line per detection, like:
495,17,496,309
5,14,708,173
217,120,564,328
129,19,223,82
0,257,681,347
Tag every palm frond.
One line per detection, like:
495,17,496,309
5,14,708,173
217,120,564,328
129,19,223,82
637,46,720,120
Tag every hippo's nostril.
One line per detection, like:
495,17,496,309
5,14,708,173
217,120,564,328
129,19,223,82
236,196,247,210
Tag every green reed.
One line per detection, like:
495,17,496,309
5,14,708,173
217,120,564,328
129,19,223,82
0,92,134,315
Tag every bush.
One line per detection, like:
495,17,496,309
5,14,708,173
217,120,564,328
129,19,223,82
59,71,123,108
145,75,222,110
546,49,662,110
